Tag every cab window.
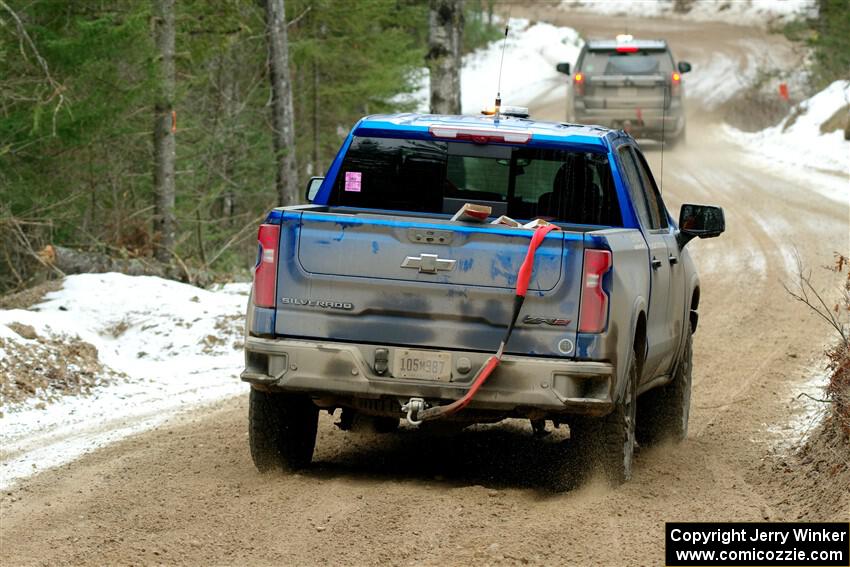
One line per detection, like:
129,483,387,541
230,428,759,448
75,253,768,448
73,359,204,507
331,136,623,227
617,146,653,229
632,148,669,230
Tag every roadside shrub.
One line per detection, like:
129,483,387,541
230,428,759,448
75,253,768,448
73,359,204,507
826,341,849,437
782,0,850,92
786,253,850,439
826,254,850,436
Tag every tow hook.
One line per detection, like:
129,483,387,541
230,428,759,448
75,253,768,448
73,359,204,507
401,397,427,426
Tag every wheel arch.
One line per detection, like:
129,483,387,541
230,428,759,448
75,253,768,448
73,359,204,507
616,296,648,403
689,282,700,333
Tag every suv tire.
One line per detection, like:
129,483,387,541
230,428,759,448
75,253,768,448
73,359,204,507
572,354,638,485
249,388,319,472
666,124,686,149
636,330,692,445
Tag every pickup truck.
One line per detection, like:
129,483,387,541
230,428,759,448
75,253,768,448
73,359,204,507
241,113,725,484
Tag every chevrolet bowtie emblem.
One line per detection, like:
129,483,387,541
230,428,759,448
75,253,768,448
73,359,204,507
401,253,456,274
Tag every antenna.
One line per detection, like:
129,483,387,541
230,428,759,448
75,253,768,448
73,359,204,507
659,81,667,194
494,9,511,121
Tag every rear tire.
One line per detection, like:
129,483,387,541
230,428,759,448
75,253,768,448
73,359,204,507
249,388,319,472
572,355,638,485
636,330,692,445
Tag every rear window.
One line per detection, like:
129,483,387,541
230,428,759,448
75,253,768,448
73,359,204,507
329,136,623,227
582,49,673,76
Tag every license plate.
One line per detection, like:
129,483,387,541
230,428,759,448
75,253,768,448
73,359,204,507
618,87,637,97
393,349,451,381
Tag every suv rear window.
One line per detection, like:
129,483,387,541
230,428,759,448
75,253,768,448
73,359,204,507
329,136,623,227
582,49,673,76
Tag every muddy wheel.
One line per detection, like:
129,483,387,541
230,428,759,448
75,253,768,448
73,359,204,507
636,330,692,445
249,388,318,472
572,355,638,485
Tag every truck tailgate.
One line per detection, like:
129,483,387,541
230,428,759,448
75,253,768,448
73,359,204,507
275,210,585,357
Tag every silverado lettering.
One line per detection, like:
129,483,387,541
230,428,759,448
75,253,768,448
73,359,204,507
280,298,353,310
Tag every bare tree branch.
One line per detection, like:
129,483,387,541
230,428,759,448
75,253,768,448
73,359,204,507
784,251,849,346
286,5,311,29
0,0,67,135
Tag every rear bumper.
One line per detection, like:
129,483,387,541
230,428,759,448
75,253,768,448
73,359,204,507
241,337,615,418
573,105,685,139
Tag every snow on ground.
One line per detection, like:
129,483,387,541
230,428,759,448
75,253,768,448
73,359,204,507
398,18,583,115
766,360,831,453
722,80,849,203
682,39,802,110
0,273,249,490
559,0,815,28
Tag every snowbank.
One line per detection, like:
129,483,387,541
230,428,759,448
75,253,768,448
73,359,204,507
722,80,849,202
0,273,250,489
559,0,815,28
460,19,582,113
398,19,583,114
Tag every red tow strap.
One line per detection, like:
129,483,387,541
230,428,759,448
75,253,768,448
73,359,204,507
417,224,559,422
516,224,559,297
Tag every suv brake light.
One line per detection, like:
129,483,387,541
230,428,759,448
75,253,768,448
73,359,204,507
578,249,612,333
671,71,681,97
616,45,638,53
253,223,280,308
573,72,585,96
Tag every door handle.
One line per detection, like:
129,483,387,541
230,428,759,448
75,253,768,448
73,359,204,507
668,255,679,265
651,257,663,269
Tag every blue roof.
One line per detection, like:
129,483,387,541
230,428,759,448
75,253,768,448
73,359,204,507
354,113,618,151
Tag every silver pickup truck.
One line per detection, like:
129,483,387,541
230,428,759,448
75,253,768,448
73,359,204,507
241,113,724,485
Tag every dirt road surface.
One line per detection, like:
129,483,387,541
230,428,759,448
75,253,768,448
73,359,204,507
2,10,848,567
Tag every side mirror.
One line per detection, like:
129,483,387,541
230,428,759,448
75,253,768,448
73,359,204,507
677,204,725,248
556,62,571,75
677,61,692,74
305,176,324,202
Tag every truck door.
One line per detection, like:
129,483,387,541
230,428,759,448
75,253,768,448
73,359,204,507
617,146,673,381
633,148,687,375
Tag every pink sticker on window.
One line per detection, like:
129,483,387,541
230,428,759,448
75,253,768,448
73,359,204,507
344,171,362,192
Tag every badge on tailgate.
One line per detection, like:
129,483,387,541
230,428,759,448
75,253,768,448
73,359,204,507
393,349,452,381
401,253,456,274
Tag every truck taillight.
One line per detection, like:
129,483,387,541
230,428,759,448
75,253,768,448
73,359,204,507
578,249,612,333
253,223,280,308
573,72,585,96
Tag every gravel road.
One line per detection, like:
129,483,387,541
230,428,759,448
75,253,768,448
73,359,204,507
2,10,847,567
